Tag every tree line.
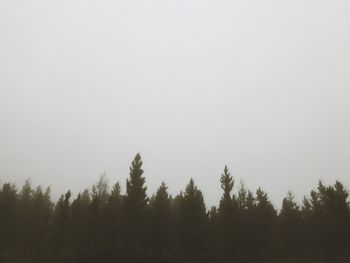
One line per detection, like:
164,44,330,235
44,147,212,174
0,153,349,263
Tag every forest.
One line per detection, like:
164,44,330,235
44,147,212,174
0,153,349,263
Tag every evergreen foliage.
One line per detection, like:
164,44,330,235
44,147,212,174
0,155,349,263
123,153,148,262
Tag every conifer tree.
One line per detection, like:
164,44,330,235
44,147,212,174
29,186,53,262
103,182,123,261
0,183,17,257
308,181,350,261
50,190,71,257
17,179,34,253
236,182,251,261
254,187,276,261
237,181,248,210
69,189,91,262
178,178,207,262
218,166,235,216
91,173,109,208
279,191,301,258
124,153,148,261
150,182,172,260
88,175,110,261
218,166,236,260
125,153,148,221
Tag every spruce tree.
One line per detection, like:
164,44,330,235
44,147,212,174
69,189,91,262
279,191,301,259
103,182,123,261
0,183,18,257
179,178,207,262
125,153,148,220
50,190,71,257
18,180,34,254
29,186,53,262
254,187,276,261
124,153,148,261
218,166,236,260
237,181,247,210
218,166,234,216
150,182,172,260
88,175,110,261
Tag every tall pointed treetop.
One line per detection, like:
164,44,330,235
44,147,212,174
220,166,234,200
126,153,147,197
219,166,236,216
125,153,148,219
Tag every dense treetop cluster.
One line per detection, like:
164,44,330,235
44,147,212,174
0,153,349,263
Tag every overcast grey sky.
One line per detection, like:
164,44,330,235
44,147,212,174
1,0,350,207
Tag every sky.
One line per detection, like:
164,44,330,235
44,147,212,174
1,0,350,207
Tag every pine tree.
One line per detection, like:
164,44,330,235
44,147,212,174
103,182,123,261
218,166,235,216
29,186,53,262
91,173,109,209
88,175,110,261
125,153,148,221
0,183,18,258
178,178,207,262
310,181,350,261
150,182,172,260
124,153,148,261
69,189,91,262
246,190,255,210
237,181,248,210
279,191,301,259
254,187,276,261
50,191,71,257
218,166,236,260
18,180,34,253
236,182,251,261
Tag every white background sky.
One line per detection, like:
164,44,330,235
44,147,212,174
1,0,350,207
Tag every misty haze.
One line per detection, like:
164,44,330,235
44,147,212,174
1,0,350,262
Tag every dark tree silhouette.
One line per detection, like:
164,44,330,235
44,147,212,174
0,183,17,260
50,190,71,258
0,155,349,263
149,182,172,261
103,182,123,261
278,191,302,260
69,189,90,262
177,178,208,262
124,153,148,262
217,166,237,261
87,175,109,262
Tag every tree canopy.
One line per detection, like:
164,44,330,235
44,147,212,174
0,154,349,263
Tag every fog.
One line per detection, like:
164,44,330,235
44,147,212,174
1,0,350,206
